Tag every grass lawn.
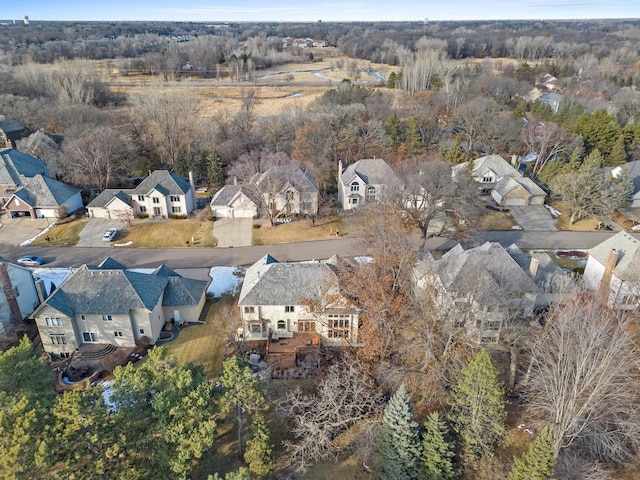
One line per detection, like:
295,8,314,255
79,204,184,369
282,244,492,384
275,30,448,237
550,201,599,231
164,294,234,378
118,218,217,248
31,218,88,246
253,215,350,245
479,208,519,230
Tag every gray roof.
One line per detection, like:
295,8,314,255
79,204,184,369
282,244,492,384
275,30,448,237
588,231,640,282
12,175,81,208
0,148,48,188
87,189,131,208
0,116,25,135
453,154,518,180
210,185,259,207
134,170,192,196
505,244,569,291
253,165,319,193
418,242,540,304
39,259,207,316
239,254,337,306
493,176,546,198
15,130,61,162
341,158,401,187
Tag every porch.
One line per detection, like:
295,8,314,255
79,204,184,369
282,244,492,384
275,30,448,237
266,331,320,369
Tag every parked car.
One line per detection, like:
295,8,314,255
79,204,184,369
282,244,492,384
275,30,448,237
17,255,45,267
102,228,119,242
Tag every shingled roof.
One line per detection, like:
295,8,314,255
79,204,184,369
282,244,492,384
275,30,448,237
239,254,337,306
453,154,518,180
340,158,401,187
0,148,48,189
134,170,192,195
11,175,81,208
87,189,131,208
252,165,318,193
588,231,640,282
211,185,260,207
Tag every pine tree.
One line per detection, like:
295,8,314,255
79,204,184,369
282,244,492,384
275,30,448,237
206,148,225,190
606,134,628,167
421,413,457,480
508,428,556,480
448,350,506,461
386,112,403,150
565,146,583,172
376,385,421,480
244,414,275,478
405,117,423,157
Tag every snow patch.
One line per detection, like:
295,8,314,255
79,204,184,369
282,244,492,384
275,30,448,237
544,204,562,218
114,241,133,246
207,266,244,297
20,222,57,246
32,267,75,296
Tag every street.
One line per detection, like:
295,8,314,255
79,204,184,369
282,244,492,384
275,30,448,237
0,230,636,270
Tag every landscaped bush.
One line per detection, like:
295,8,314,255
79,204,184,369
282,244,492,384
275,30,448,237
169,214,188,219
137,213,149,219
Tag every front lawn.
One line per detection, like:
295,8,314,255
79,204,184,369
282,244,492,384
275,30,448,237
117,218,217,247
550,201,599,231
30,218,88,246
253,215,352,245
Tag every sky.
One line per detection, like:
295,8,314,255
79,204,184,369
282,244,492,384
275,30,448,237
2,0,638,23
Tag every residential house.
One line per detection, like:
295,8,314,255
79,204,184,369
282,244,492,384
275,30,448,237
15,130,63,176
453,154,546,205
583,231,640,309
210,185,259,218
338,158,401,211
238,254,359,346
536,92,563,114
413,242,569,343
0,257,40,337
250,164,319,217
0,116,27,147
610,161,640,208
32,257,209,358
0,148,48,202
87,170,196,219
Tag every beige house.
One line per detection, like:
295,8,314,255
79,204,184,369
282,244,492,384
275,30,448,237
338,158,401,211
87,170,196,219
32,258,208,358
583,231,640,309
210,185,259,218
238,254,359,346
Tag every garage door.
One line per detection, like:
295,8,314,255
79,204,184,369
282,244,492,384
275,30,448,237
231,209,255,218
504,197,527,206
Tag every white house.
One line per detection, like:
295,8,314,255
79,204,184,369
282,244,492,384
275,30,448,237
87,170,196,219
583,231,640,309
238,254,359,346
0,257,40,337
610,161,640,208
338,158,401,211
32,258,209,359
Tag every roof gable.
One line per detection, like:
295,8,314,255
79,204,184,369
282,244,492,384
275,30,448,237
341,158,400,187
134,170,191,196
588,232,640,281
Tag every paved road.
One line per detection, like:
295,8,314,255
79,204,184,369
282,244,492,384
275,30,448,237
1,230,637,270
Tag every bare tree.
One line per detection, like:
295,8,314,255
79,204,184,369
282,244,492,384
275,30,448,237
523,290,640,464
520,121,578,176
394,158,480,240
278,359,384,472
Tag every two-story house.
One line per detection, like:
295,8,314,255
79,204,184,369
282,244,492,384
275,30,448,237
337,158,401,211
238,254,359,346
583,231,640,309
413,242,569,344
0,256,40,338
87,170,197,219
32,257,208,359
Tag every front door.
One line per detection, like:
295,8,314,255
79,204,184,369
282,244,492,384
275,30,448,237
82,332,99,343
154,207,162,216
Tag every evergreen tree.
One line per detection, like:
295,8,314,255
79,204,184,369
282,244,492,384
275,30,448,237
387,71,398,89
376,385,421,480
386,112,403,150
606,134,628,167
448,350,506,461
206,148,226,190
421,413,457,480
209,467,251,480
508,428,556,480
565,146,583,172
244,414,275,478
405,117,423,157
440,140,467,165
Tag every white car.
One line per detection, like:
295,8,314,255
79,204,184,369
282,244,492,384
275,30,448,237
102,228,119,242
17,255,45,267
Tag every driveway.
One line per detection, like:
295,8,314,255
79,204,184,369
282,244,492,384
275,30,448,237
0,216,50,246
77,219,125,247
507,206,557,231
212,217,253,248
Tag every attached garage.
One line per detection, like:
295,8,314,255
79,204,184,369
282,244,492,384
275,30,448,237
211,185,258,219
492,176,546,207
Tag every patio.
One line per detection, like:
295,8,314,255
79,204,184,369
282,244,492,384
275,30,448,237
266,332,319,369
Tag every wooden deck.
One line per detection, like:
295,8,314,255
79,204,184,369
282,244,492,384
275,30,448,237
266,332,319,369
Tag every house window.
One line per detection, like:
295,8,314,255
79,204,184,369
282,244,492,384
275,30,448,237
244,306,255,314
286,191,294,201
152,197,160,204
82,332,98,343
285,305,295,313
139,206,147,213
366,186,376,202
482,176,492,183
58,352,70,359
139,329,145,335
81,315,86,321
45,317,62,327
277,320,287,330
485,320,501,330
250,323,261,333
170,195,180,202
50,334,67,345
102,315,113,322
114,331,123,337
171,206,182,213
137,195,144,201
327,314,350,339
350,198,359,205
299,321,316,332
350,182,360,192
13,286,19,297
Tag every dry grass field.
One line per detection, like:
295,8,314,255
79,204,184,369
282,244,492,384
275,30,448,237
550,201,600,231
31,218,88,246
116,218,217,247
252,215,351,245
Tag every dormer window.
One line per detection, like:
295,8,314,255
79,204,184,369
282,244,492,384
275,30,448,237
482,176,492,183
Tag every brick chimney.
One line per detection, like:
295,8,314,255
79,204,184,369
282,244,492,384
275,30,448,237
598,249,620,300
